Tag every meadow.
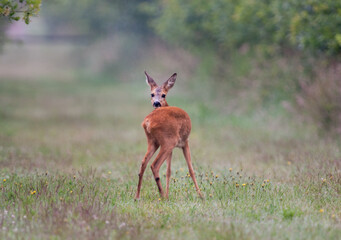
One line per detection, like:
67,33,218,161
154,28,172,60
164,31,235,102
0,42,340,240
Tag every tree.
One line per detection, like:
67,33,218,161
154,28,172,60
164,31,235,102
0,0,41,49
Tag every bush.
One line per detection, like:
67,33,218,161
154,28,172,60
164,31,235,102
296,63,341,133
143,0,341,55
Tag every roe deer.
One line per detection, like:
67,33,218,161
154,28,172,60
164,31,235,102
135,71,203,200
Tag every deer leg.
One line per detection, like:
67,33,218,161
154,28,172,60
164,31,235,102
182,141,203,199
165,151,173,199
150,147,171,198
135,143,159,200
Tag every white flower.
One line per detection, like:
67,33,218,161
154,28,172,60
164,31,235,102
119,222,126,229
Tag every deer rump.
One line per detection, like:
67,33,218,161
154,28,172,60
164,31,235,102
142,106,191,148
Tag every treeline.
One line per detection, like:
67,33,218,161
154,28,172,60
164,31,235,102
142,0,341,56
2,0,341,56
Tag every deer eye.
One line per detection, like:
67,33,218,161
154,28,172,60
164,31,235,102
151,93,155,97
162,94,166,98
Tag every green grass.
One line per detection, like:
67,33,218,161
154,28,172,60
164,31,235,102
0,77,340,240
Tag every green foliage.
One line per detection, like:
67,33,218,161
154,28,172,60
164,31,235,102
42,0,152,35
0,0,41,50
0,0,41,24
144,0,341,55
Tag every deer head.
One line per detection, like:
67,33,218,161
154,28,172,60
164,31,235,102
145,71,177,109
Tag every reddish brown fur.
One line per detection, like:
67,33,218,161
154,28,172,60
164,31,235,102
142,107,191,148
135,72,203,200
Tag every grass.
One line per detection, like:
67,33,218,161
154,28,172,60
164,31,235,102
0,39,340,239
0,76,340,240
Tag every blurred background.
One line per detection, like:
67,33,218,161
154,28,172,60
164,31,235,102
1,2,341,238
0,0,340,172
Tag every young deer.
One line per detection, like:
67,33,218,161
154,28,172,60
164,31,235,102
135,71,203,200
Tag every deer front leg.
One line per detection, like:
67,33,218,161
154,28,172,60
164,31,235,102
182,141,203,199
135,143,158,200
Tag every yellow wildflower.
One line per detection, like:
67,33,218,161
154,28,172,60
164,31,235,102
319,209,324,213
3,179,6,182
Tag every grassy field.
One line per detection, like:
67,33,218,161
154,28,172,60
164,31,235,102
0,76,340,240
0,43,340,239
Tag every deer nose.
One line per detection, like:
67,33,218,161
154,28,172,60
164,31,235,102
153,101,161,108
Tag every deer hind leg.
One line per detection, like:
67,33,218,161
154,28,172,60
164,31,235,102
135,142,159,200
150,146,172,198
165,151,173,199
182,141,203,199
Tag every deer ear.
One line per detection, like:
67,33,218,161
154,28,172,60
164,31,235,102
163,73,177,91
144,71,157,90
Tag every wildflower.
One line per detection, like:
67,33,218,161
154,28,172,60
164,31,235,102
261,184,265,188
215,175,219,178
3,179,6,182
210,182,212,185
158,198,161,201
331,214,336,219
319,209,324,213
30,190,36,195
266,179,270,183
242,183,247,186
3,6,11,16
209,193,212,197
235,183,239,188
229,168,232,172
70,190,73,194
